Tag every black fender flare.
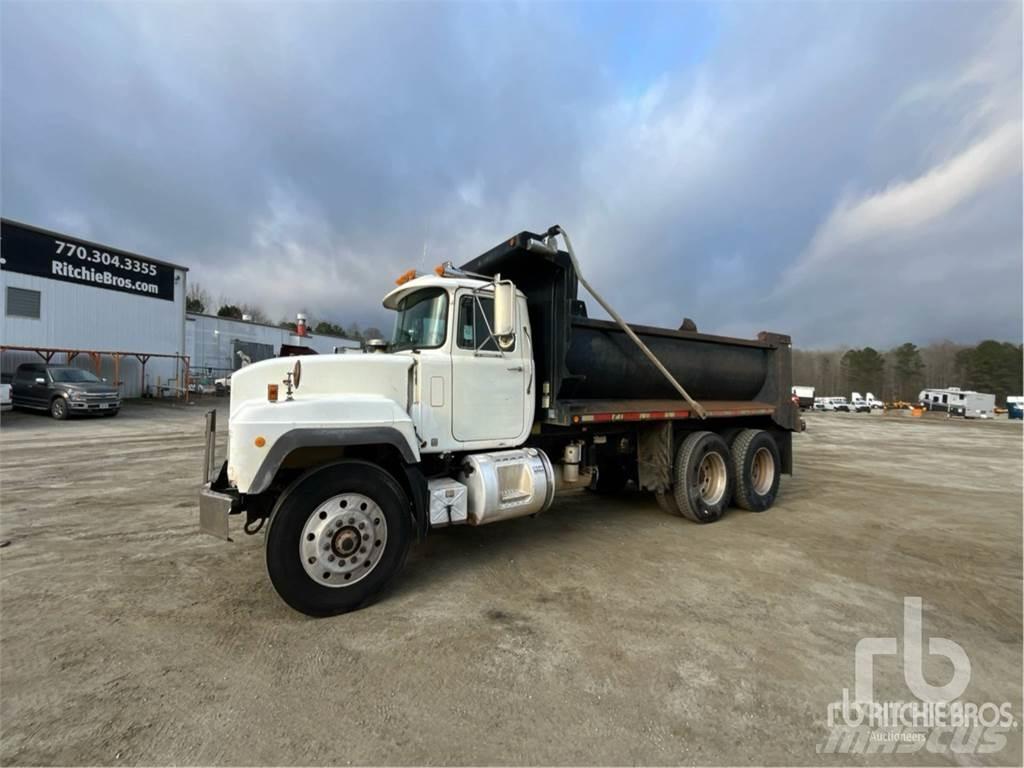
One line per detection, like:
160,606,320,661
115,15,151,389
248,427,418,495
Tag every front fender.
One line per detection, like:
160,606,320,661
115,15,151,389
228,395,421,494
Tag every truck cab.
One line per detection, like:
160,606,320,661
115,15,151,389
384,274,534,451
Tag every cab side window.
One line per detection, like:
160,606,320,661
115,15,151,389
457,296,514,352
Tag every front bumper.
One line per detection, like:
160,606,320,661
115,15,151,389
69,399,120,411
200,481,237,539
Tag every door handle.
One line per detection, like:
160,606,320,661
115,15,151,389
507,366,523,372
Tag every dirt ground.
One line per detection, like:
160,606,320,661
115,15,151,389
0,402,1021,766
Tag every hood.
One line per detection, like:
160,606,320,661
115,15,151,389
228,353,414,420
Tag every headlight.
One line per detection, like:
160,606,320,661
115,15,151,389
69,391,85,401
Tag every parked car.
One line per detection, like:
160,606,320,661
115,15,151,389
821,396,851,412
850,396,871,413
11,363,120,419
1,383,11,412
865,392,885,409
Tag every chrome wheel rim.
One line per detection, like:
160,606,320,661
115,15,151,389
751,447,775,496
299,493,388,588
697,452,727,506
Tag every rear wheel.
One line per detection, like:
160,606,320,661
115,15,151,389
672,431,733,523
266,460,412,617
50,397,69,420
730,429,781,511
654,490,683,516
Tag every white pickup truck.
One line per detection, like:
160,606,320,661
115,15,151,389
199,227,800,616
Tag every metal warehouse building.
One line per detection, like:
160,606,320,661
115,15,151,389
1,219,189,397
186,313,360,383
1,218,360,399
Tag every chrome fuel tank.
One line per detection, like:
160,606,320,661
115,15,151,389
458,448,555,525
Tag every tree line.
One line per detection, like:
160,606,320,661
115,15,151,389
186,283,382,341
793,340,1023,405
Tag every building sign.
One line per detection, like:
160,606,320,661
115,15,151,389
0,219,176,301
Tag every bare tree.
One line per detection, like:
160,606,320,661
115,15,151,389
186,282,211,314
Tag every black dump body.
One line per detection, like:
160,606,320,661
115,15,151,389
461,230,798,432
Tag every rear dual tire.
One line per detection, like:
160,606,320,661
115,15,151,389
730,429,781,512
655,428,779,521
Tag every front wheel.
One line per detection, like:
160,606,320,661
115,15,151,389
265,461,412,617
50,397,69,420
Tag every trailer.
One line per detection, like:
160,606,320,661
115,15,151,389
791,385,815,410
1006,396,1023,420
199,226,800,616
918,387,995,418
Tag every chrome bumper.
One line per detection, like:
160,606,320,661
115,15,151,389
199,482,236,539
199,409,237,539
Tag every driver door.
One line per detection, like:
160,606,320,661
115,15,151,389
450,291,525,443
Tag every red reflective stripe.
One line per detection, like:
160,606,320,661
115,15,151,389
578,410,692,423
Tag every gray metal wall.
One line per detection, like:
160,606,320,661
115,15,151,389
1,269,188,397
186,314,361,381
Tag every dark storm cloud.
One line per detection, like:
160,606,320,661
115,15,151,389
2,1,1020,345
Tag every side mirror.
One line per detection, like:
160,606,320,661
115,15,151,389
493,279,516,348
34,377,45,385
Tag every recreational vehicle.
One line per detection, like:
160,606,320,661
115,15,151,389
918,388,995,419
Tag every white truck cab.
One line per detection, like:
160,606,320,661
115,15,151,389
224,273,535,496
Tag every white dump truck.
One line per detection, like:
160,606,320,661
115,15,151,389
200,227,801,616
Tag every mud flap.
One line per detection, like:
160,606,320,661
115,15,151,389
637,422,673,493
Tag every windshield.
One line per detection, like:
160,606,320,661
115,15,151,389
49,368,101,383
391,288,449,351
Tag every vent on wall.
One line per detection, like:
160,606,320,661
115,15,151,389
6,287,41,318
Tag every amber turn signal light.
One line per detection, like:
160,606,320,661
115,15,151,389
267,383,279,402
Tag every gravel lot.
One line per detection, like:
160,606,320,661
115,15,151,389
1,403,1021,766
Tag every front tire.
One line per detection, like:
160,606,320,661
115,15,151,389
266,461,412,617
50,397,69,420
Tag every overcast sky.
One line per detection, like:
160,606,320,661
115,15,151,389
2,1,1021,347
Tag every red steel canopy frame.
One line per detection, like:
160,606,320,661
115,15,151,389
0,344,191,402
